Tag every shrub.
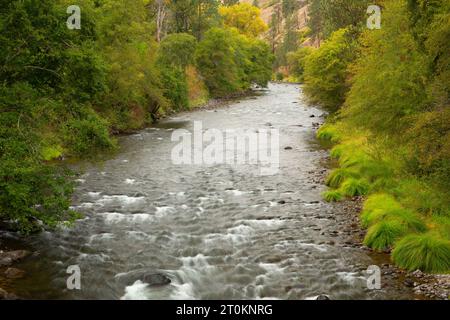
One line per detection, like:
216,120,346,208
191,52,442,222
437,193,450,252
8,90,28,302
325,168,357,188
303,28,357,111
160,65,189,111
63,113,116,156
322,190,344,202
195,28,243,97
361,207,426,232
364,219,409,251
286,47,313,82
0,97,78,233
392,233,450,273
361,193,402,227
316,125,341,143
158,33,197,68
186,65,209,108
341,0,428,133
195,27,273,97
330,144,346,159
219,3,268,37
394,179,450,216
340,178,369,197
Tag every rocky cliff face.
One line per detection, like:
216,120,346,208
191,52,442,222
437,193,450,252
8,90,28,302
241,0,316,48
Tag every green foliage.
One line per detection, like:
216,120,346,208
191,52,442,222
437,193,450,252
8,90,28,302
322,190,343,202
364,219,409,251
41,146,63,161
342,0,429,132
157,33,197,111
195,27,273,97
63,112,116,157
307,0,372,39
167,0,220,39
158,33,198,68
303,28,357,111
312,0,450,271
316,124,341,143
393,179,450,216
286,47,313,82
160,65,190,111
330,144,345,159
362,208,426,232
195,28,243,96
406,108,450,191
340,178,369,197
219,3,268,37
392,233,450,273
0,0,273,233
325,168,356,188
244,38,274,87
96,0,168,120
0,84,78,233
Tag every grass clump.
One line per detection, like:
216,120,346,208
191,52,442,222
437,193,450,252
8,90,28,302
392,233,450,273
330,144,346,159
362,207,426,232
322,190,344,202
363,194,401,213
325,168,357,188
340,178,369,197
338,151,370,169
364,219,409,251
317,125,341,143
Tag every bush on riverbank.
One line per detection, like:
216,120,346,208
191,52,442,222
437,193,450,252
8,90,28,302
303,28,358,112
195,27,273,97
309,0,450,272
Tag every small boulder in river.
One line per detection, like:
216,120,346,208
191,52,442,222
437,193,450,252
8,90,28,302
0,250,30,267
284,146,293,150
142,273,171,287
316,294,330,300
4,267,26,279
0,287,18,300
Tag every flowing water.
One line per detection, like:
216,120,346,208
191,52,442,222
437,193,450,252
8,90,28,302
1,83,417,299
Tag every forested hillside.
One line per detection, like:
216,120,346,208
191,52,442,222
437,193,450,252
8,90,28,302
286,0,450,272
0,0,273,233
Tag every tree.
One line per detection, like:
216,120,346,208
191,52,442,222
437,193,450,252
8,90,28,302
155,0,169,42
195,27,272,97
218,3,268,37
158,33,197,68
303,28,357,111
195,27,242,96
286,46,313,81
307,0,372,40
157,33,198,110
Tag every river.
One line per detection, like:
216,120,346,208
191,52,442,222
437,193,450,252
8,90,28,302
1,83,418,299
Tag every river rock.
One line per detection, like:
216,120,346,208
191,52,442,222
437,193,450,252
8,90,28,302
0,288,9,300
316,294,330,300
142,273,171,287
0,250,30,267
284,146,293,150
4,267,26,279
0,287,18,300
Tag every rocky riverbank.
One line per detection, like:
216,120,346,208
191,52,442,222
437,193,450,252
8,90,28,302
0,249,30,299
315,150,450,300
